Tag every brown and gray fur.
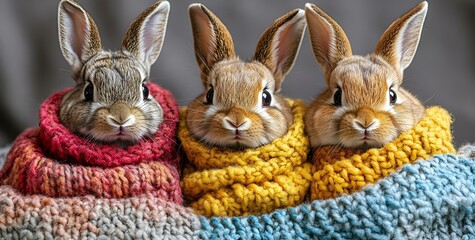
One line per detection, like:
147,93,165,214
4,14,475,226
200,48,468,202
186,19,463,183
304,2,427,149
58,0,170,145
186,4,306,149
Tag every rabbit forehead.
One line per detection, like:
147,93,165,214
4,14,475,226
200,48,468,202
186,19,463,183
332,56,397,106
85,55,145,103
81,51,147,80
210,61,274,108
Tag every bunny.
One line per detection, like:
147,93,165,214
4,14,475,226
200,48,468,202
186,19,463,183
304,2,427,149
185,4,306,149
58,0,170,145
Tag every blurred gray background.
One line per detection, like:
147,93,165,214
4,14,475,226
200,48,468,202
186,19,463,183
0,0,473,147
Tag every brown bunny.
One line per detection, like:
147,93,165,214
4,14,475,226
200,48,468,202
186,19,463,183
186,4,307,149
304,2,427,149
58,0,170,145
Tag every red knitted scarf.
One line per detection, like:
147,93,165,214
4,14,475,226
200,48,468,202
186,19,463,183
0,83,182,204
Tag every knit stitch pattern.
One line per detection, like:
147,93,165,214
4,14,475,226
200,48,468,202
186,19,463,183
311,106,456,200
0,186,201,239
0,83,182,202
179,100,312,217
200,153,475,239
1,150,474,239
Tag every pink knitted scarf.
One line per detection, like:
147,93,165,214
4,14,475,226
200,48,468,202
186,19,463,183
0,83,182,204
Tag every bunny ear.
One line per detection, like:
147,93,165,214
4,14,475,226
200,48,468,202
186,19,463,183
305,3,352,81
122,1,170,71
374,1,428,75
252,9,306,93
58,0,102,78
189,4,235,84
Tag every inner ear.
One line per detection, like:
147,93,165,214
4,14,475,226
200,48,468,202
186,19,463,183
190,6,214,62
69,10,87,59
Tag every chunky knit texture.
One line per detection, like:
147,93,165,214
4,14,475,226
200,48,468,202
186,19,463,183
179,100,312,217
0,83,182,202
311,106,455,200
0,186,200,239
1,148,474,239
200,153,475,239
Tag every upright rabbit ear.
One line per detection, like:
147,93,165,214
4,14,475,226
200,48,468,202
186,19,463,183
122,1,170,72
189,4,235,84
252,9,306,93
58,0,102,79
305,3,352,81
374,1,428,76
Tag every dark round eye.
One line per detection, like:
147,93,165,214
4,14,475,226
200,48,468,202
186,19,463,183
206,87,214,104
333,87,342,106
142,83,149,100
389,88,397,104
84,83,94,101
262,90,272,107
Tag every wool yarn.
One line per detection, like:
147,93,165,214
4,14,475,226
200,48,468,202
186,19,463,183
0,83,182,202
179,100,312,217
311,106,455,200
199,153,475,239
0,186,201,239
1,149,474,239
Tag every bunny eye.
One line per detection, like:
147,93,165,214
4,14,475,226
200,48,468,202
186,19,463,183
389,88,397,104
206,87,214,104
142,83,150,100
333,87,342,106
262,90,272,107
84,82,94,101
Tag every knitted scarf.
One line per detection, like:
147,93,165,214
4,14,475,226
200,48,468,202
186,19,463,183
311,106,455,200
0,83,182,203
179,100,312,217
1,150,474,239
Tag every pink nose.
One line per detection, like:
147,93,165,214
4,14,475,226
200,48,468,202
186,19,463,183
354,120,377,130
225,118,247,128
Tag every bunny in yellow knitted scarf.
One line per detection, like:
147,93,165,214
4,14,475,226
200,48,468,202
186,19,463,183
310,106,455,200
179,100,312,217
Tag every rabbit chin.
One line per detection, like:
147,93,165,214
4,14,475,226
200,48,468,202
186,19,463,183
80,129,146,147
204,135,268,150
341,138,385,150
219,140,260,150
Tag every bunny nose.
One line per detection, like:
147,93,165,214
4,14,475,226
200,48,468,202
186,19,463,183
223,108,251,131
353,107,379,131
108,102,135,127
224,118,249,129
354,120,378,130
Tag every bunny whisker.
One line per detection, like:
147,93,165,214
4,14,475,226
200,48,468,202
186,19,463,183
327,142,344,160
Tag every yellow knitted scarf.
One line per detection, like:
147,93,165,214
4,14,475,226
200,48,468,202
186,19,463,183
179,100,312,217
311,106,455,200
